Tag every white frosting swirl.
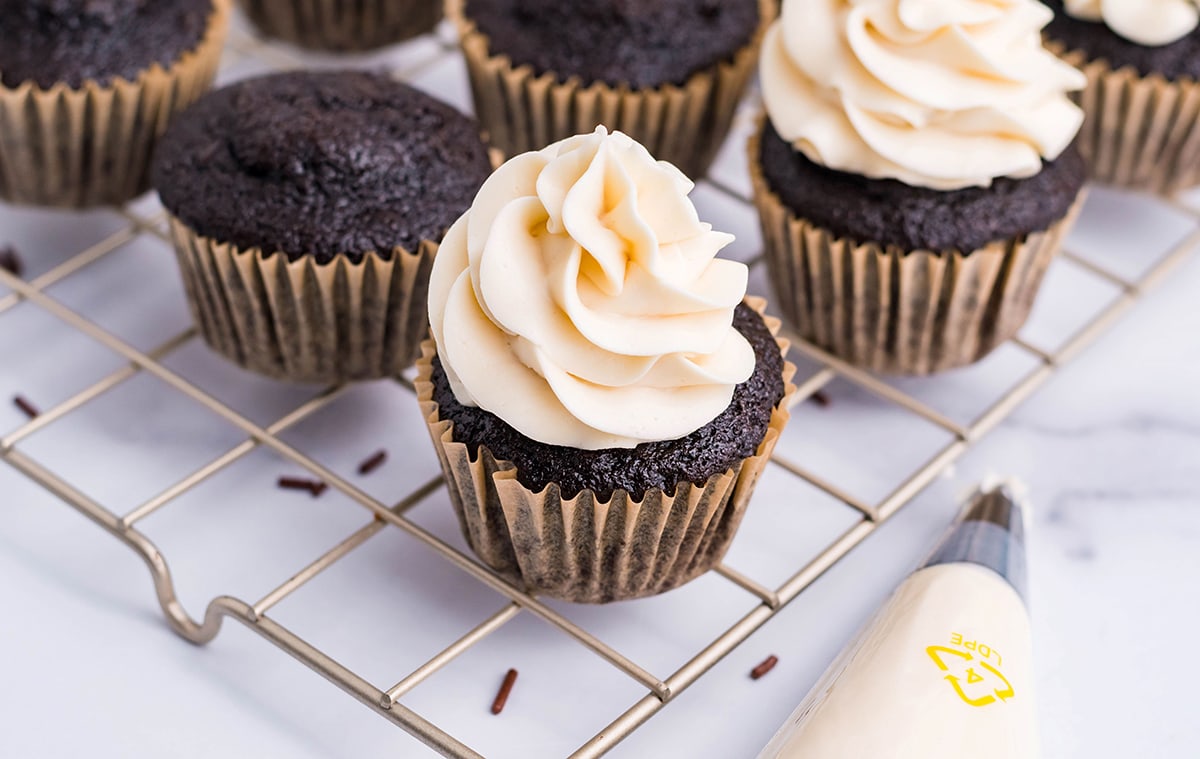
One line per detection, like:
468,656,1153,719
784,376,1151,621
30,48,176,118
761,0,1087,190
428,127,754,450
1065,0,1199,46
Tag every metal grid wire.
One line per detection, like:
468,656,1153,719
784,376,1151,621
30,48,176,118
2,17,1198,759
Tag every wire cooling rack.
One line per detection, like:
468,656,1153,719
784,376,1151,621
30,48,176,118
2,15,1199,759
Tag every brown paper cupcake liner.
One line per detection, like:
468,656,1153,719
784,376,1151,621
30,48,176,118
449,0,774,179
416,297,797,603
169,216,437,383
0,0,229,209
1054,46,1200,194
239,0,442,52
750,127,1084,376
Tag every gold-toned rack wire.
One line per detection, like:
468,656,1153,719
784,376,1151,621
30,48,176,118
2,18,1198,759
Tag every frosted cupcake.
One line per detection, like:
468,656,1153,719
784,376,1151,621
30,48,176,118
418,127,796,603
1043,0,1200,193
752,0,1088,375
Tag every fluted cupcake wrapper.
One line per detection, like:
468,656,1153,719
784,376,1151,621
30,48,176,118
239,0,442,51
750,128,1083,376
168,216,436,383
0,0,229,209
1057,46,1200,195
449,0,773,179
416,297,797,604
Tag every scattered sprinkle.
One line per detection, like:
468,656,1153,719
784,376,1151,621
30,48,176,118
809,390,831,408
357,449,388,476
277,476,327,497
0,246,23,278
491,668,519,715
12,394,39,419
751,655,779,681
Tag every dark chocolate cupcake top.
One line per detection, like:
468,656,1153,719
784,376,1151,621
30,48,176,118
152,71,493,263
0,0,215,89
1043,0,1200,81
759,119,1088,253
463,0,761,89
431,303,784,500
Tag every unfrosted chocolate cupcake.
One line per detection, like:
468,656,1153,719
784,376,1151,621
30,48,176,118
0,0,229,208
451,0,773,178
1042,0,1200,192
752,0,1087,375
419,128,796,603
153,70,492,382
239,0,442,51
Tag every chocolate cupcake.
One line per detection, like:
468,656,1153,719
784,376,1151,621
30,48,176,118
1042,0,1200,193
239,0,442,51
152,71,492,383
0,0,229,208
451,0,773,178
418,128,797,603
752,0,1088,375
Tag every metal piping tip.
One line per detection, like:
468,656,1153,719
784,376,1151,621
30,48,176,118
924,478,1031,603
958,479,1029,535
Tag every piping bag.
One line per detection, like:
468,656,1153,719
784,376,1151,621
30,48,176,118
759,481,1036,758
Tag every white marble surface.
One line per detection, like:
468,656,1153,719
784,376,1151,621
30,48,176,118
2,17,1200,759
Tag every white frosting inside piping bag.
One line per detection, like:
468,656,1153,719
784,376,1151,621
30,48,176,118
1065,0,1199,47
759,481,1037,759
428,127,754,450
759,564,1038,759
760,0,1087,191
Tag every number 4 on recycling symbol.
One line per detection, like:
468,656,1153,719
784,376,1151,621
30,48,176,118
926,646,1015,708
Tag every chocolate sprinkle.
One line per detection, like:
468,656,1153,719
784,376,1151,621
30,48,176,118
0,246,24,278
12,395,39,419
491,668,518,715
277,476,326,497
357,449,388,476
750,655,778,680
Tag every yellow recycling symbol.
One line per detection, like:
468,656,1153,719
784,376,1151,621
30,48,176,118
926,646,1014,708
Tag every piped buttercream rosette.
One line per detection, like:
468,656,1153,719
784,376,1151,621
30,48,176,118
760,0,1087,190
428,127,754,450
